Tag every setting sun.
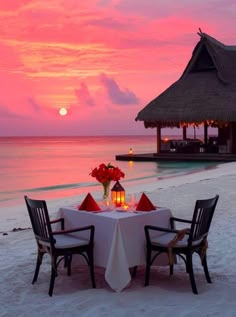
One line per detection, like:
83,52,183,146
59,107,67,116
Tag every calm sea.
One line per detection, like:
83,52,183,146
0,136,218,207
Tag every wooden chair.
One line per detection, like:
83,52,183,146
24,196,96,296
144,195,219,294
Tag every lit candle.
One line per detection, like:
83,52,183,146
123,204,129,211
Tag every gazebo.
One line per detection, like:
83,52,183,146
135,30,236,155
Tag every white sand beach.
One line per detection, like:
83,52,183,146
1,162,236,316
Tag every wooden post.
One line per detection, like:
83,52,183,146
183,126,187,140
230,122,236,153
156,125,161,154
204,122,208,144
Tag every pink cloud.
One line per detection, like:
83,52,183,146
75,82,95,107
0,104,27,119
100,74,139,105
27,97,44,113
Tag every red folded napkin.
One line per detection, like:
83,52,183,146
136,193,156,212
78,193,101,212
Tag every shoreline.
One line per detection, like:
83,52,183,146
1,161,236,232
0,160,218,208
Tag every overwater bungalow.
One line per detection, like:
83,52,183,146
117,30,236,162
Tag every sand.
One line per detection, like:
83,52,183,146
1,162,236,316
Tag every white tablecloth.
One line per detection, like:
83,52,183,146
57,207,172,292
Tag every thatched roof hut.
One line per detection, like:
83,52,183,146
135,30,236,153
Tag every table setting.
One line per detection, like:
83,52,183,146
56,163,172,291
74,191,158,213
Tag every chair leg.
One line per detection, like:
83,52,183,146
67,255,72,276
202,255,212,283
169,264,174,276
87,250,96,288
187,254,198,294
145,247,151,286
32,251,44,284
132,266,137,278
64,255,68,269
49,257,57,296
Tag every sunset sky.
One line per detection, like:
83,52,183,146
0,0,235,136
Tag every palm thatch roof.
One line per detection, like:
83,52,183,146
135,30,236,128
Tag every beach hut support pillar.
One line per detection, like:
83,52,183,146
230,122,236,153
193,126,196,139
183,126,187,140
204,122,208,144
156,125,161,154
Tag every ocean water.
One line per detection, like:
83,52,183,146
0,136,218,207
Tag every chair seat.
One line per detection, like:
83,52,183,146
53,234,89,249
151,232,203,248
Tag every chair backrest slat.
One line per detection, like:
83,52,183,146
189,195,219,246
25,196,54,246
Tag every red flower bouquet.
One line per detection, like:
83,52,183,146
90,163,125,199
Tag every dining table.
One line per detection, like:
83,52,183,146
57,205,172,292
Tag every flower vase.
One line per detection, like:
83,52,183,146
102,181,111,200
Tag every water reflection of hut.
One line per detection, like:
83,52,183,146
135,30,236,155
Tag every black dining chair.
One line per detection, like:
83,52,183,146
144,195,219,294
24,196,96,296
